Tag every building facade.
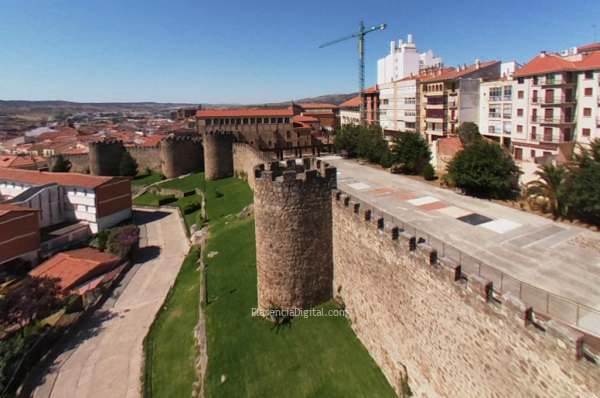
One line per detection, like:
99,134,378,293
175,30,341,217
377,34,442,84
0,203,41,266
479,79,515,148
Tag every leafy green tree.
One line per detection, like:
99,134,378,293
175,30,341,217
456,122,482,146
119,151,138,177
51,154,72,173
356,123,388,163
389,131,431,174
334,124,361,158
525,164,567,218
445,140,521,199
380,149,394,169
562,140,600,226
106,225,140,258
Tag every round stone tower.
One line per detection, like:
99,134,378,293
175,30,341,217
89,140,125,176
254,158,337,311
161,135,204,179
203,131,235,181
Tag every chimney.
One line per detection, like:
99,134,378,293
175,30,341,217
407,34,413,44
457,64,461,71
391,40,396,52
438,68,442,76
399,38,404,46
540,50,546,57
475,59,481,70
463,63,467,70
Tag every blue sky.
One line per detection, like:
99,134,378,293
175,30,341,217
0,0,598,104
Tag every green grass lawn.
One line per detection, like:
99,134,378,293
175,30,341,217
157,173,205,192
132,192,167,207
131,173,164,186
144,247,200,398
145,175,395,398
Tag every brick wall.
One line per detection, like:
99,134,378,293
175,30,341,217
232,143,274,190
332,192,599,397
0,210,40,264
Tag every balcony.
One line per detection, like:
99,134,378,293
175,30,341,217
489,96,503,102
488,126,501,135
529,133,571,144
533,76,577,86
540,116,576,124
531,116,540,123
489,112,501,119
539,96,577,105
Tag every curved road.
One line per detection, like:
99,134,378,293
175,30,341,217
28,208,189,398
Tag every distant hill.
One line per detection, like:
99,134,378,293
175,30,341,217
0,93,358,119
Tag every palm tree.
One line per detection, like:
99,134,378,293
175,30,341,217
526,163,567,218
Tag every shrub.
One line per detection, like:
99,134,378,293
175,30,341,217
119,151,138,177
422,163,435,180
51,154,71,173
88,229,111,251
182,201,202,215
83,166,90,174
389,131,431,174
215,188,224,198
157,195,177,206
144,166,152,175
195,212,204,227
106,225,140,258
445,140,521,199
380,149,394,169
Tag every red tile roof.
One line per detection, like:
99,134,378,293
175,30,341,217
30,248,120,293
424,61,500,82
0,155,41,168
340,96,360,107
62,147,89,154
196,109,294,118
0,203,40,218
296,103,339,109
0,168,123,189
577,51,600,69
293,115,320,123
293,121,313,130
396,68,455,82
136,135,164,147
578,43,600,53
513,54,577,77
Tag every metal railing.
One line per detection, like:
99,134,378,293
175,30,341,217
532,96,576,104
337,189,600,337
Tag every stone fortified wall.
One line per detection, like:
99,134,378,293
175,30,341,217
254,158,337,311
128,145,162,173
161,136,204,179
203,131,235,181
49,153,90,173
89,140,125,176
332,191,600,397
232,143,274,190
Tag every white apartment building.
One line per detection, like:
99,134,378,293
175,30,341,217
378,75,421,133
377,34,442,84
479,79,515,148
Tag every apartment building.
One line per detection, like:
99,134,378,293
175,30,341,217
479,79,515,148
420,60,501,142
338,86,380,126
0,169,132,233
377,34,442,84
339,96,360,125
511,50,595,161
0,203,41,266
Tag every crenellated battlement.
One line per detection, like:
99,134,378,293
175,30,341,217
89,139,123,147
253,158,337,186
162,135,202,143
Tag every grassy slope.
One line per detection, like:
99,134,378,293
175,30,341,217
131,173,164,186
203,184,395,397
146,248,200,398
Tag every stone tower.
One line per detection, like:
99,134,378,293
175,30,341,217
203,131,235,181
89,140,125,176
161,135,204,179
254,158,337,311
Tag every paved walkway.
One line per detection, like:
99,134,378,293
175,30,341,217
321,156,600,334
29,208,189,398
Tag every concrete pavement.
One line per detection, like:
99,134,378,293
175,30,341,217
28,208,189,398
321,155,600,334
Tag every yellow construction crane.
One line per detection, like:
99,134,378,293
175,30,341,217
320,20,386,125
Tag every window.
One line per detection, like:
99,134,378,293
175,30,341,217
284,117,290,123
236,118,242,124
271,118,276,123
517,90,524,99
503,122,512,134
531,150,536,158
517,108,524,116
584,87,593,96
489,87,502,101
585,71,594,79
220,119,224,125
286,131,291,138
243,118,249,124
296,132,301,138
382,99,389,105
225,119,229,125
518,77,524,84
517,125,523,133
582,128,591,137
206,119,211,126
503,86,512,100
533,76,539,85
489,105,501,118
544,127,553,141
531,126,537,140
257,118,262,124
503,104,512,118
583,108,592,117
268,141,272,147
277,118,283,123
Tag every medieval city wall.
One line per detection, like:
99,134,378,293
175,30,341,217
232,143,274,190
331,191,600,397
128,146,162,173
203,132,235,181
89,140,125,176
161,136,204,179
50,153,90,173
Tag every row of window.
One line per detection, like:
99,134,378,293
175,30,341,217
488,86,512,101
205,117,290,126
516,71,594,84
514,107,594,117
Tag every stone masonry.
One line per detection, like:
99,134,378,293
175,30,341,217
203,131,235,181
89,140,125,176
161,135,204,179
332,192,600,397
254,158,337,311
232,143,274,190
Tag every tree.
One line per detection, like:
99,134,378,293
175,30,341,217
445,140,521,199
0,276,62,334
525,164,567,218
389,131,431,174
422,163,435,180
334,124,361,158
51,155,72,173
562,140,600,226
356,123,388,163
106,225,140,258
119,151,138,177
456,122,482,146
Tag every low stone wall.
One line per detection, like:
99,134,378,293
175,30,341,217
232,143,273,190
332,191,599,397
